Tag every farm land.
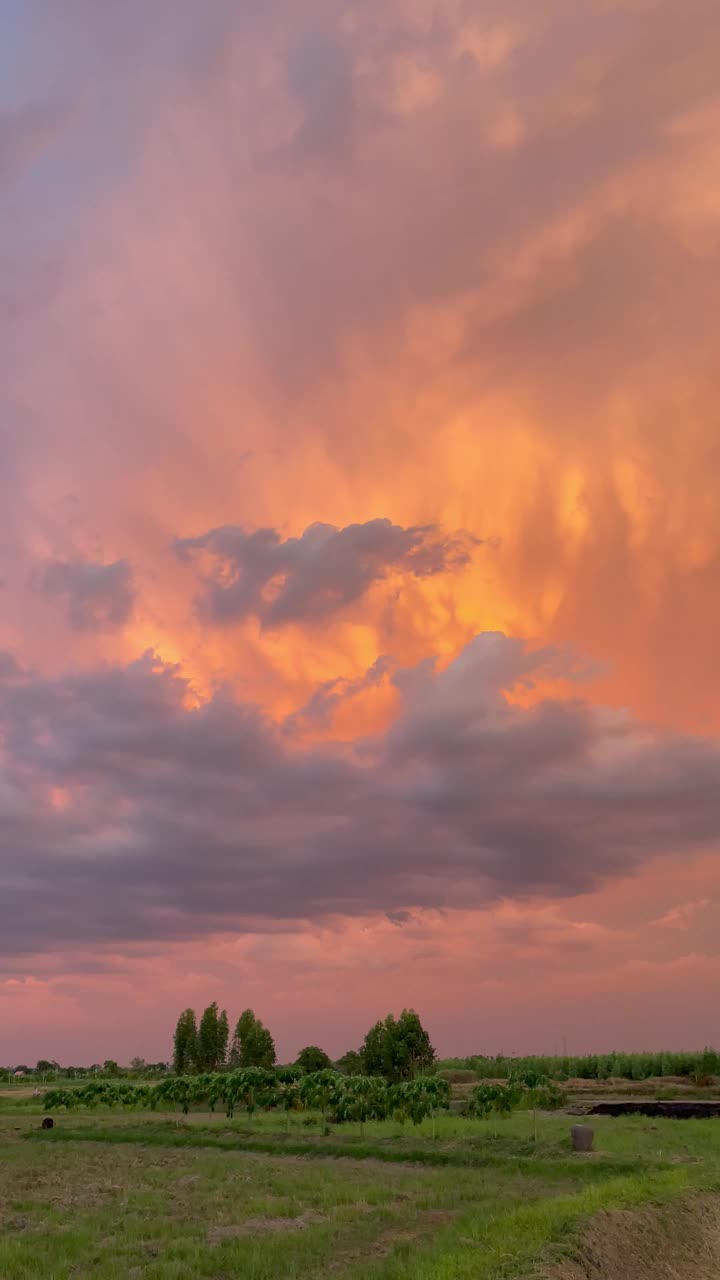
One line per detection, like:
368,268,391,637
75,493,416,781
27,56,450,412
2,1060,720,1280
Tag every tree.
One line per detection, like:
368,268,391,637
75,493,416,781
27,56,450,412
467,1082,522,1137
173,1008,199,1075
389,1078,450,1138
102,1060,121,1077
197,1002,229,1072
510,1067,549,1142
394,1009,436,1079
295,1045,332,1074
335,1050,364,1075
361,1010,436,1082
218,1009,229,1066
130,1057,146,1074
299,1069,342,1132
229,1010,276,1069
361,1020,387,1077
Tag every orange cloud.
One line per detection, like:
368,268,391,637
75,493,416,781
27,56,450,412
2,0,719,1058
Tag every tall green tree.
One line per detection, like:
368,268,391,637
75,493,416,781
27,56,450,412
173,1008,199,1074
361,1010,435,1082
394,1009,436,1079
218,1009,229,1066
230,1009,276,1068
295,1045,332,1073
197,1002,228,1071
361,1020,388,1077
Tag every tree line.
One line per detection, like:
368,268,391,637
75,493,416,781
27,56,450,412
0,1059,169,1083
172,1006,435,1082
9,1033,720,1088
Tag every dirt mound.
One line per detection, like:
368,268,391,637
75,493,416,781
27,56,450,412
542,1195,720,1280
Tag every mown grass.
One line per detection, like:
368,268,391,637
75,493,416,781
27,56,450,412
2,1109,719,1279
19,1104,720,1164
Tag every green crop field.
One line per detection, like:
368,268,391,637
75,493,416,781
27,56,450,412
2,1103,720,1280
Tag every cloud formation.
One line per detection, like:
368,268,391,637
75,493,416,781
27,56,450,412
40,560,134,631
1,0,720,1055
2,632,719,960
177,519,476,626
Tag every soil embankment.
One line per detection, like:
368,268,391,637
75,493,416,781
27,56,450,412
540,1195,720,1280
584,1100,720,1119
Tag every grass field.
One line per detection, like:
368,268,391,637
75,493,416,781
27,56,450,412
1,1105,719,1279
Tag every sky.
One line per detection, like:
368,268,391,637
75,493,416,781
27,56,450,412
2,0,720,1066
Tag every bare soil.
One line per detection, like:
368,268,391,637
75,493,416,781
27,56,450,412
540,1195,720,1280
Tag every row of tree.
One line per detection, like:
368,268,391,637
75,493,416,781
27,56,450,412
44,1068,452,1133
0,1060,170,1083
171,1006,436,1083
173,1006,276,1074
42,1067,563,1141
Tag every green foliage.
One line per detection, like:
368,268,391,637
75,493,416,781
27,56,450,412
295,1045,333,1074
218,1010,229,1065
387,1078,451,1135
299,1068,342,1123
275,1065,303,1084
361,1009,436,1082
335,1050,364,1075
493,1082,524,1117
466,1082,525,1137
229,1010,276,1069
466,1084,497,1121
435,1048,720,1083
41,1068,448,1135
196,1003,228,1072
36,1060,59,1075
534,1084,568,1112
510,1066,549,1091
172,1009,198,1075
333,1075,389,1132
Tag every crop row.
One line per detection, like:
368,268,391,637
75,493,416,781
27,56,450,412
42,1069,452,1127
42,1067,566,1135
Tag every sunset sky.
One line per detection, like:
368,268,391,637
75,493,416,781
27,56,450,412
2,0,720,1066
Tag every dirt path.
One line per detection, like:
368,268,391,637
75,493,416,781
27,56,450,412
540,1195,720,1280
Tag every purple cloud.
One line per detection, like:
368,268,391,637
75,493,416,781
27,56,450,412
176,519,477,626
1,633,719,962
41,560,134,631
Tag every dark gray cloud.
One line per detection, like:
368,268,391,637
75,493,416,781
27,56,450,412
40,559,134,631
1,632,719,959
177,519,476,626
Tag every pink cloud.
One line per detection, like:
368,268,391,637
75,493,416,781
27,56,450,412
1,0,719,1060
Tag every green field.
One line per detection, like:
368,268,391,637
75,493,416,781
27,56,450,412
2,1104,720,1279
